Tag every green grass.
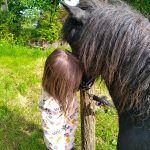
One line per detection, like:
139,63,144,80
0,43,118,150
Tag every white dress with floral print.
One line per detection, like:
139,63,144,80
39,91,78,150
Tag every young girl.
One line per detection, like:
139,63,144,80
39,49,83,150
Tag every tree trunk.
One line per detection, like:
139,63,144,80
1,0,8,11
80,87,95,150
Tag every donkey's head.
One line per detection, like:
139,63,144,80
61,0,100,54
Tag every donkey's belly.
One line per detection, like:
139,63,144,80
117,121,150,150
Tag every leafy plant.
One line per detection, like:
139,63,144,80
35,10,62,42
124,0,150,18
0,0,62,45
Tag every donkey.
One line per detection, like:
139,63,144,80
61,0,150,149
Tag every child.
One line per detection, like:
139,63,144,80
39,49,83,150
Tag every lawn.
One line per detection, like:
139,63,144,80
0,43,118,150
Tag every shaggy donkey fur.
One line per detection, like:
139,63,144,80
61,0,150,149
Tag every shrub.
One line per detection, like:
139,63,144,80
0,11,15,43
31,9,62,43
124,0,150,18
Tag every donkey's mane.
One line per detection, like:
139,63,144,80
62,0,150,119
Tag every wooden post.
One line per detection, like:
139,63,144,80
80,0,109,148
80,87,95,150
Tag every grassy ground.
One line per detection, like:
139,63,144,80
0,43,118,150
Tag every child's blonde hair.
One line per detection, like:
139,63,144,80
42,49,83,115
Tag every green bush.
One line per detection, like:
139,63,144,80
0,1,62,45
32,10,62,43
0,11,15,43
124,0,150,18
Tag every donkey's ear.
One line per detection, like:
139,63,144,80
60,1,89,24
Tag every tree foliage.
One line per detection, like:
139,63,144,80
0,0,62,44
124,0,150,18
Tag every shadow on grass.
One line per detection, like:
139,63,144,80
0,105,47,150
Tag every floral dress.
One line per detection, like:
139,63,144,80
39,91,78,150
